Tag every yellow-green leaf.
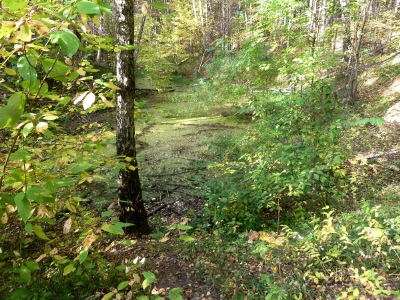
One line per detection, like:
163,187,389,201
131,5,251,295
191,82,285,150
117,281,129,291
102,81,120,90
63,263,76,276
101,292,115,300
5,68,17,76
33,225,50,240
17,23,32,42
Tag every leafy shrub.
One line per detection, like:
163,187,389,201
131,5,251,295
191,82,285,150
251,204,400,299
205,80,348,229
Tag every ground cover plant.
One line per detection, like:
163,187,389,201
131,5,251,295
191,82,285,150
1,0,400,299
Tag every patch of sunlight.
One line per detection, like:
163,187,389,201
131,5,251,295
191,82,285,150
383,79,400,97
365,76,378,86
384,101,400,123
392,56,400,65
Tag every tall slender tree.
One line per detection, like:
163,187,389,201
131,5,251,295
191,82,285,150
114,0,151,236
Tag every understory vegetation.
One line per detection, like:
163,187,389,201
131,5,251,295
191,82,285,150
1,0,400,299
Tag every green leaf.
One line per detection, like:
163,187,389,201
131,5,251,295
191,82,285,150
41,59,71,82
0,23,16,39
98,1,112,14
14,193,31,223
5,68,17,76
10,149,31,161
22,122,34,138
2,0,28,12
168,287,184,300
76,1,100,15
137,297,149,300
63,263,76,275
175,224,192,231
22,80,48,95
101,210,114,218
0,92,27,128
25,223,33,234
53,178,77,187
179,235,195,242
11,289,32,299
33,225,50,240
50,29,80,58
142,272,156,290
17,56,37,84
71,164,93,174
42,114,58,121
151,2,167,10
101,292,115,300
117,281,129,291
18,23,32,42
19,265,31,282
78,250,88,264
25,261,40,271
101,223,124,235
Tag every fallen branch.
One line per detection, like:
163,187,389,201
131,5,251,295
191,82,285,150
143,167,206,177
365,149,400,160
147,203,168,217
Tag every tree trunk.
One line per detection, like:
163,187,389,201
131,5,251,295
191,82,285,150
114,0,151,236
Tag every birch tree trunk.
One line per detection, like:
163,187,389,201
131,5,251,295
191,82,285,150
114,0,151,236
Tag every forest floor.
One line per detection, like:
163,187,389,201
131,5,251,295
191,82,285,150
93,91,253,299
93,85,400,299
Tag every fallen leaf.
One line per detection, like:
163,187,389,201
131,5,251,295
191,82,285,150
247,230,259,243
63,218,72,234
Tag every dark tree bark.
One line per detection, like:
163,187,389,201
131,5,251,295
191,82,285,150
114,0,151,236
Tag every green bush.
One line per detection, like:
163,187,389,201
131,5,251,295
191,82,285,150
205,80,348,229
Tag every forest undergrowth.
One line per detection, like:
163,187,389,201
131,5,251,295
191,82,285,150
1,69,400,299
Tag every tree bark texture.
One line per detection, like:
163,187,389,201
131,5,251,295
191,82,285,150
114,0,151,236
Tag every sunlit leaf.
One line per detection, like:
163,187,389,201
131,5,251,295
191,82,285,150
63,263,76,275
151,2,167,10
82,92,96,109
5,68,17,76
78,250,88,264
102,81,120,90
168,287,184,300
175,224,192,231
22,122,34,138
33,225,50,240
0,21,16,38
142,272,156,290
0,92,27,128
179,235,195,242
117,281,129,291
101,210,114,218
16,23,32,42
76,1,100,15
42,114,58,121
14,193,30,223
98,1,112,14
50,29,80,58
101,292,115,300
2,0,28,12
35,122,48,134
